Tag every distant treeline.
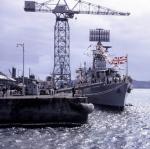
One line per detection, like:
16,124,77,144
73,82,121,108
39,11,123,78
133,80,150,88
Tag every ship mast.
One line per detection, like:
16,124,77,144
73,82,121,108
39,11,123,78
89,29,110,70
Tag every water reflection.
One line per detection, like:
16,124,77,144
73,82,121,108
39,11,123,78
0,89,150,149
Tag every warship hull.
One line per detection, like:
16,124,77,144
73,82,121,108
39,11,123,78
83,82,128,108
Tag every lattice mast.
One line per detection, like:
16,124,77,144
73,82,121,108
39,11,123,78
24,0,130,86
90,28,110,71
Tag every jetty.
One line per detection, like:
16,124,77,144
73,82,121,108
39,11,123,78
0,94,94,127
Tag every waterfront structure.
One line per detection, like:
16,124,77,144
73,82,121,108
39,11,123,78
0,72,16,87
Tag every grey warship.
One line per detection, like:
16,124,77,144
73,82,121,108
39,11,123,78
75,29,132,109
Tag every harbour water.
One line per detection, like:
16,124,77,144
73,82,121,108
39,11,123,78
0,89,150,149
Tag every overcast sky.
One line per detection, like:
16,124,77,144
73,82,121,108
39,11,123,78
1,0,150,81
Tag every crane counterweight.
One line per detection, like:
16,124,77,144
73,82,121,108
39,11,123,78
24,1,36,12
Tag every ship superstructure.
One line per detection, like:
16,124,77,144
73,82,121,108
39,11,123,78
75,29,132,109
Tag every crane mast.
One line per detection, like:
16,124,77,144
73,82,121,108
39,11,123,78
53,5,71,86
24,0,130,87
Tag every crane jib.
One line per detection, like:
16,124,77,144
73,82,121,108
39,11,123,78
24,1,130,16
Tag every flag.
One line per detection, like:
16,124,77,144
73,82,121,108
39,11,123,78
110,56,127,65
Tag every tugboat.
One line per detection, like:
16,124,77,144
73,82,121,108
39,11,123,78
75,29,132,110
